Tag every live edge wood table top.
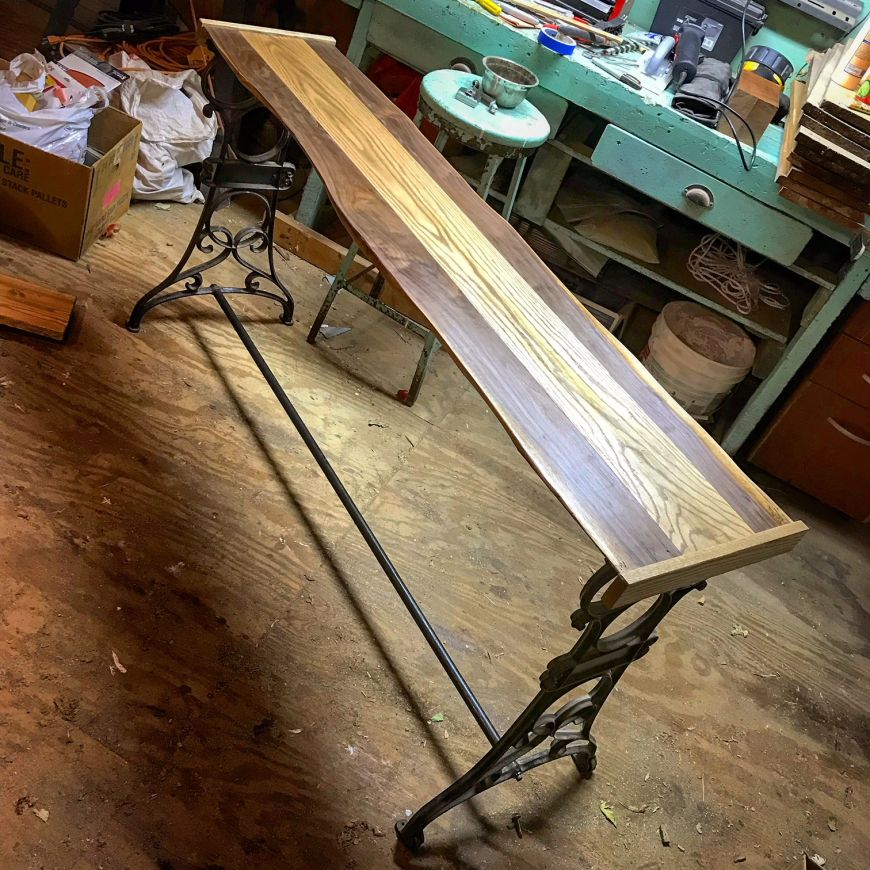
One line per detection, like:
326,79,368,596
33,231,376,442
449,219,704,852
203,20,808,608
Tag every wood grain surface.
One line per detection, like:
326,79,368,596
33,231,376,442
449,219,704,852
202,21,806,604
0,273,75,340
0,187,866,870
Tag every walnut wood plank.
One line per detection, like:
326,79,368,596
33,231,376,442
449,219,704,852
794,127,870,183
790,153,870,200
779,167,868,213
202,21,807,602
0,273,75,340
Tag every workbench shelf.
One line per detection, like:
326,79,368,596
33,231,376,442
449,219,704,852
542,209,815,345
547,135,842,298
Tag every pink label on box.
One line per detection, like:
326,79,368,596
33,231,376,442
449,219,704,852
103,180,122,209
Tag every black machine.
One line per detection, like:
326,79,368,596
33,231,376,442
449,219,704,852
652,0,767,67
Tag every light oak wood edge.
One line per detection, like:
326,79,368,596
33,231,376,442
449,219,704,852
200,19,336,44
601,520,809,609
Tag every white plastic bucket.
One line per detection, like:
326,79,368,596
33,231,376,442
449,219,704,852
641,301,756,417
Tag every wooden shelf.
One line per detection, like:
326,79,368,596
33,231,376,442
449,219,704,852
544,211,811,344
551,120,841,294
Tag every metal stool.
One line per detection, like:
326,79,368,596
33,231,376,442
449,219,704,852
415,68,550,219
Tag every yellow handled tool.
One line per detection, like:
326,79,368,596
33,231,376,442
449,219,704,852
474,0,503,15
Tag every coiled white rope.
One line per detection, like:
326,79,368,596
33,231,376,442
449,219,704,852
687,233,790,316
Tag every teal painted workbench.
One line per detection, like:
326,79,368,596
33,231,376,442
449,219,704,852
300,0,870,454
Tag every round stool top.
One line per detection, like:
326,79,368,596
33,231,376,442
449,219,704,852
419,69,550,153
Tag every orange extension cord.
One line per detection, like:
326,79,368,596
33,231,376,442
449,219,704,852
45,1,213,73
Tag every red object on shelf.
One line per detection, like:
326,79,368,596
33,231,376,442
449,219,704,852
366,56,422,119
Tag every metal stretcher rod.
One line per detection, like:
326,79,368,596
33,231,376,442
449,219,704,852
212,288,501,746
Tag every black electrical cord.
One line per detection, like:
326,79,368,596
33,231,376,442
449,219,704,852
691,96,758,171
726,0,751,103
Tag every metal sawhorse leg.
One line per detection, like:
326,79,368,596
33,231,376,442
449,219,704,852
306,243,442,407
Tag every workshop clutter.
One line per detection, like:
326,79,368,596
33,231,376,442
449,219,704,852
0,49,141,259
0,50,118,162
555,171,660,264
642,301,756,417
109,51,216,203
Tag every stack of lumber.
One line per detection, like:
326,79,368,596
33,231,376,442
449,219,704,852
777,47,870,231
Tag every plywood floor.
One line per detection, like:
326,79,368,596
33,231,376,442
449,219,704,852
0,201,867,870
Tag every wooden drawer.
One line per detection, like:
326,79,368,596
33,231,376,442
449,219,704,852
751,381,870,521
844,301,870,345
811,334,870,410
591,125,813,265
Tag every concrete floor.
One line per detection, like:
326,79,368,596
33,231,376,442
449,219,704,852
0,201,868,869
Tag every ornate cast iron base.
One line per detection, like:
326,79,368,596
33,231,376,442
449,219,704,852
396,567,706,850
127,66,295,333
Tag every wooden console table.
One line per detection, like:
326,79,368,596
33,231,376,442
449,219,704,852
127,21,807,849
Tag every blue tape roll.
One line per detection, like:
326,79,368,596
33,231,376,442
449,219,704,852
538,27,575,56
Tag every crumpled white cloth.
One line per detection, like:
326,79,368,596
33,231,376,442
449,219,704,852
110,53,216,203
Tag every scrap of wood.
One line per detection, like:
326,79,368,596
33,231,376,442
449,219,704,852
794,127,870,181
0,273,76,340
779,188,864,230
718,72,780,146
800,113,870,164
779,167,868,213
779,176,866,224
273,212,429,327
802,100,870,154
790,153,870,200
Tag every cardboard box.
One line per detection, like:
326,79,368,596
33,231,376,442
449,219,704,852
0,107,141,260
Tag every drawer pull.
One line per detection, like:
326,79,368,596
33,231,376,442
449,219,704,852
683,184,714,208
827,417,870,447
863,373,870,386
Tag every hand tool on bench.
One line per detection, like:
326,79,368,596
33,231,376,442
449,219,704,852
128,19,808,851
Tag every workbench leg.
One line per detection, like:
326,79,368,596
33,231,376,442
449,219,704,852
476,154,503,205
400,331,441,406
296,0,375,228
396,566,706,850
513,142,572,225
721,260,870,454
306,244,360,343
296,173,328,229
501,155,526,220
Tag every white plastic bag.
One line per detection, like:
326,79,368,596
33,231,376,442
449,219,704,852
0,82,96,161
110,57,217,203
0,51,106,162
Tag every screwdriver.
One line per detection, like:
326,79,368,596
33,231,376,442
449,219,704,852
588,56,642,90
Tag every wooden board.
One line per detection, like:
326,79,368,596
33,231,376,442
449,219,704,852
202,21,807,605
790,153,870,201
0,273,75,339
794,127,870,181
780,176,866,224
781,167,868,213
802,102,870,155
273,211,429,326
780,188,864,230
799,113,870,164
